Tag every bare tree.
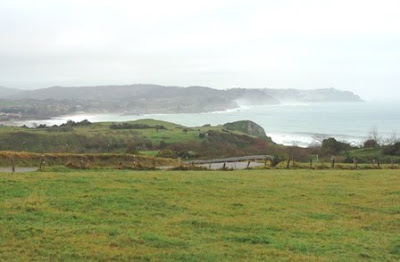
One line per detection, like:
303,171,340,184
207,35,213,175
385,130,399,145
368,127,380,146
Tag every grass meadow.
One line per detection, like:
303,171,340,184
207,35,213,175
0,119,230,153
0,169,399,261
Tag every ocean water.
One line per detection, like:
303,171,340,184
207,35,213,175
18,102,400,147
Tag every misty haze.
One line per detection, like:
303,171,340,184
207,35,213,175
1,1,399,261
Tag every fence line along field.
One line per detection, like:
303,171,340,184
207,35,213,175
0,169,399,261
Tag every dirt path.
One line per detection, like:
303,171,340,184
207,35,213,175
159,161,265,170
0,167,38,173
196,161,265,170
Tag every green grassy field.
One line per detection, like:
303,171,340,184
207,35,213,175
1,169,399,261
0,119,199,153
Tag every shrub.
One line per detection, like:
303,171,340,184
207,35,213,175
383,142,400,155
157,149,175,158
322,137,351,155
363,139,379,148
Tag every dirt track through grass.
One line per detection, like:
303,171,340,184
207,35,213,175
0,167,38,173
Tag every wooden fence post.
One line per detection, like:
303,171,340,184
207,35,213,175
39,154,45,171
353,158,358,169
80,157,84,169
132,154,137,168
10,157,15,173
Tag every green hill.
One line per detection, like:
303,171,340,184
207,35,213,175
0,119,275,159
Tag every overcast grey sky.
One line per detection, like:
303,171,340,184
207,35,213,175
0,0,399,101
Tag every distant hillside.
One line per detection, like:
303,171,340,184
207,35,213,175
0,87,22,98
226,88,280,106
264,88,363,103
0,84,362,120
3,85,279,118
11,84,279,105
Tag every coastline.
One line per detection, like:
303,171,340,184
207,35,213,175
3,102,399,148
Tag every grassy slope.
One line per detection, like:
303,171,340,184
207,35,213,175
77,119,259,145
0,119,254,153
0,169,399,261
